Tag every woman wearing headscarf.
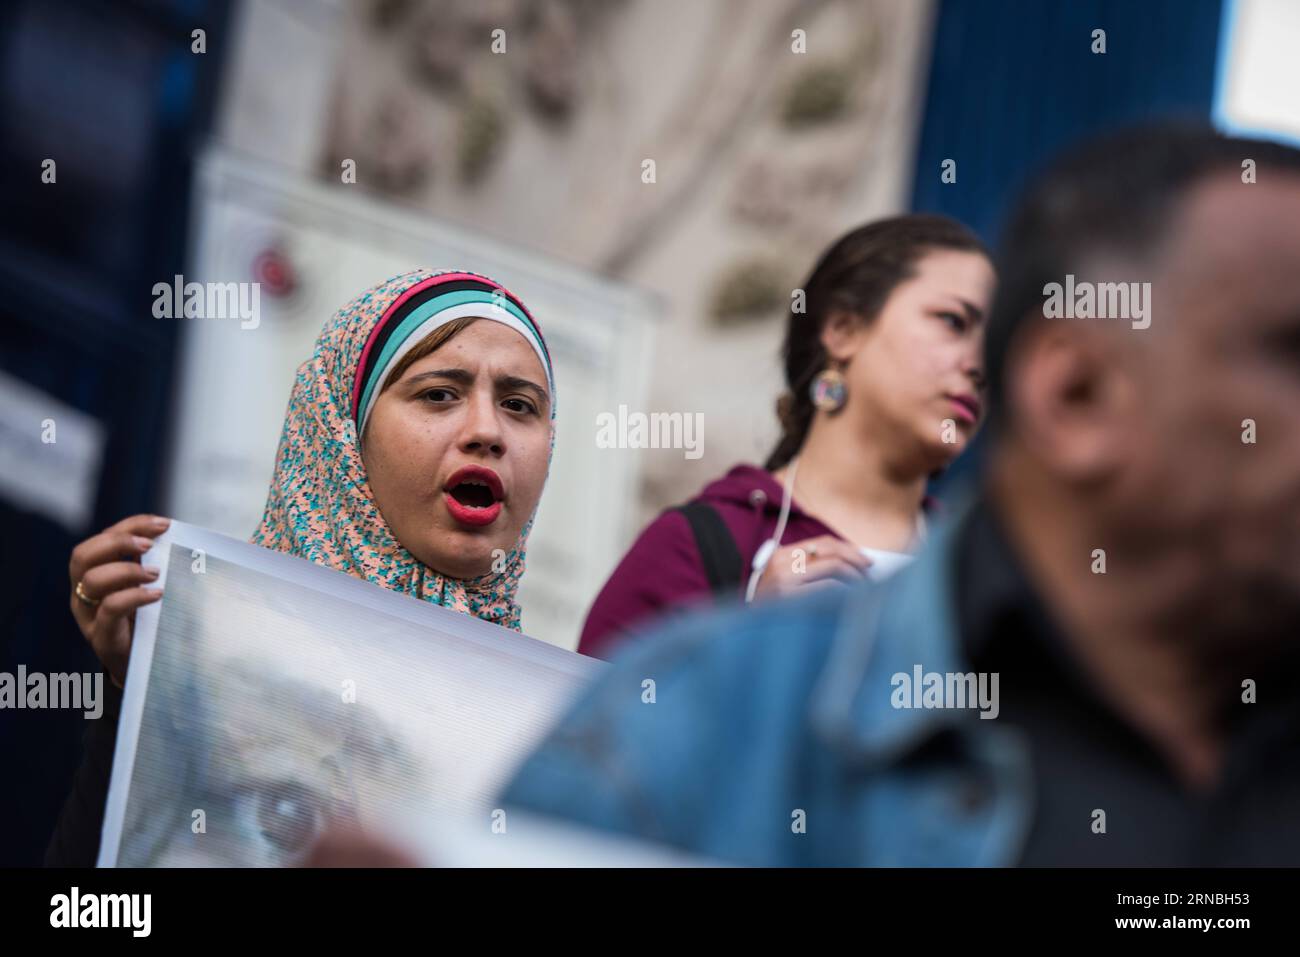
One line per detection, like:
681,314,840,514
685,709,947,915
578,215,995,660
50,268,556,864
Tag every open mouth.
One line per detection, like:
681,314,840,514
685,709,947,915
443,466,505,527
449,482,496,509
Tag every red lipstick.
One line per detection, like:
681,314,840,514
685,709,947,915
947,394,981,425
442,465,505,528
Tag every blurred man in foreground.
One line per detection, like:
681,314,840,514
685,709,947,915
499,126,1300,865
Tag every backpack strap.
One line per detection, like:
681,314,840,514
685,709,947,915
674,501,744,598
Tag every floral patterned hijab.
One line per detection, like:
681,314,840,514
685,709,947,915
252,268,555,631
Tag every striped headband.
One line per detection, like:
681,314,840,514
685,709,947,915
350,271,554,441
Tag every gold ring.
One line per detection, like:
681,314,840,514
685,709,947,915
74,580,101,608
807,543,819,558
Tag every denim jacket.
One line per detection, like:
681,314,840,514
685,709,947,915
502,502,1037,866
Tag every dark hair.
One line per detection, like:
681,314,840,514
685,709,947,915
984,123,1300,431
765,214,990,471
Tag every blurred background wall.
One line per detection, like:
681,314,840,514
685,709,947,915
4,0,1295,865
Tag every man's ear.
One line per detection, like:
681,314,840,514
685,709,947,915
1005,319,1135,482
819,309,865,363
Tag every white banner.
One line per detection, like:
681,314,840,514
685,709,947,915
98,522,605,867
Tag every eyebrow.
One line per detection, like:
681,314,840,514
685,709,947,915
405,368,551,407
498,374,551,407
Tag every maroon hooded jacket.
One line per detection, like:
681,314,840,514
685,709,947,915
578,464,843,660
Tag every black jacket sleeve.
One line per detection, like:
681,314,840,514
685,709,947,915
44,677,122,867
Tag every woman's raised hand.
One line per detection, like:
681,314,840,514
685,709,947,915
68,514,171,688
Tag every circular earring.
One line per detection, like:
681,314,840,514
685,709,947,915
810,366,847,413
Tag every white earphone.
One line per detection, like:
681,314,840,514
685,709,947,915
745,457,800,603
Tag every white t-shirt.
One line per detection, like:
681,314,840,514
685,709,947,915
859,547,916,582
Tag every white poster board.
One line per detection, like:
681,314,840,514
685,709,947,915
98,522,604,868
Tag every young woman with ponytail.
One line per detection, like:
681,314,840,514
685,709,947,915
578,215,994,660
